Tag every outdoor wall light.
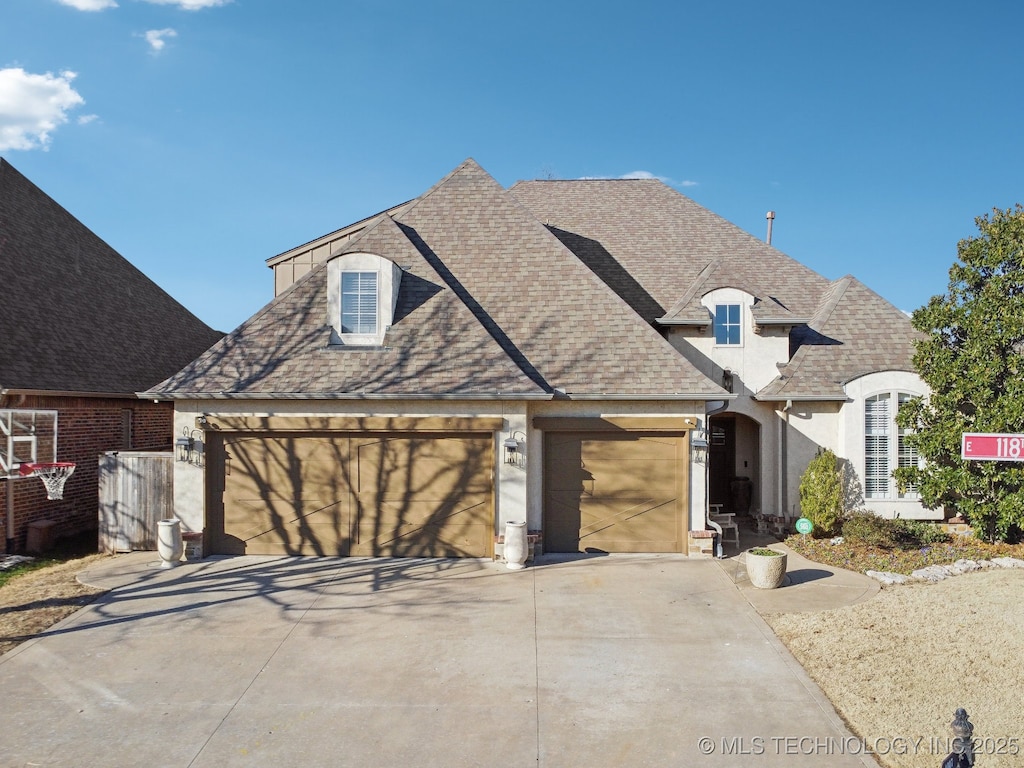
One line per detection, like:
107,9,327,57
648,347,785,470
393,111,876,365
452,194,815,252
503,431,526,467
175,427,205,467
691,434,709,463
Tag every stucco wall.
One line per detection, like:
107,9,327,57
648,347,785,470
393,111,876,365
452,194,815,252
782,401,842,519
667,288,792,396
842,370,935,520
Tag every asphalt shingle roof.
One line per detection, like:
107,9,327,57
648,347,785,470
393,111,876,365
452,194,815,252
509,179,919,401
508,179,829,324
755,276,920,400
0,159,223,395
152,161,920,402
152,160,725,399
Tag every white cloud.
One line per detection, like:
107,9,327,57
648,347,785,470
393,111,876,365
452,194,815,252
56,0,118,10
78,113,99,125
577,170,699,188
0,68,85,151
142,0,231,9
144,28,178,52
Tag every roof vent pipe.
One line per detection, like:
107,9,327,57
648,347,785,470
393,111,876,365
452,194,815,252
766,211,775,245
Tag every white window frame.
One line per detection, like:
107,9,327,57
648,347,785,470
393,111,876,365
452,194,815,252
327,252,402,347
714,303,742,346
865,391,919,500
341,270,379,336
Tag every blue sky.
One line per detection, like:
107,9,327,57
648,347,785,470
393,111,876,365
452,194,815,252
2,0,1022,332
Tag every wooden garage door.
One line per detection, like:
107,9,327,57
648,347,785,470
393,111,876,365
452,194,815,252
215,433,493,557
544,432,687,553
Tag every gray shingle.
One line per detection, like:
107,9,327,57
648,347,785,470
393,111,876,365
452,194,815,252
755,276,920,400
0,159,223,395
151,160,725,399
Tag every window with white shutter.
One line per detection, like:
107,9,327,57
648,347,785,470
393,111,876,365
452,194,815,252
896,392,919,498
341,271,378,334
865,393,890,499
865,391,920,500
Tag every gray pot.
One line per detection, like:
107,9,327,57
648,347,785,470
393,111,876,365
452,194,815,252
746,549,787,589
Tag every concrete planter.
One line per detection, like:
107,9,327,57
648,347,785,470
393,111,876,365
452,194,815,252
157,518,183,568
503,521,528,570
746,548,787,589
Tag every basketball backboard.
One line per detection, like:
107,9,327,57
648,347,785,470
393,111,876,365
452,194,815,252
0,409,58,479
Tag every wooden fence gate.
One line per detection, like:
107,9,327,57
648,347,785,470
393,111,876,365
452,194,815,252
98,451,173,552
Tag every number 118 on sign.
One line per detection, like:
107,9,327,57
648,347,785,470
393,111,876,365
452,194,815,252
961,433,1024,461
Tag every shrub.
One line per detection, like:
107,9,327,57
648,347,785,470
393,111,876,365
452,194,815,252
798,448,844,537
840,512,952,549
841,510,899,548
891,518,951,547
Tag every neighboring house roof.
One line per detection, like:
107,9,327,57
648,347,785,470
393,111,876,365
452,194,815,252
0,159,223,396
508,179,829,325
151,159,726,400
754,276,920,401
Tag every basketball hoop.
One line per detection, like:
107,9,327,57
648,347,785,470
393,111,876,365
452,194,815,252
17,462,76,500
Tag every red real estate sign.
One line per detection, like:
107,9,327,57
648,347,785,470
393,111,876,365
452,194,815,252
961,433,1024,461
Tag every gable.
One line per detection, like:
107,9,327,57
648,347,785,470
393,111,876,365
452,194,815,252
508,179,829,326
151,160,725,400
755,276,921,401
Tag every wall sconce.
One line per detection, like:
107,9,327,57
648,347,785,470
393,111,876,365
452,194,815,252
175,427,205,467
503,431,526,468
691,433,709,464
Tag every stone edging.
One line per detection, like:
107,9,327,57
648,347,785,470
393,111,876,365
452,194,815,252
867,557,1024,585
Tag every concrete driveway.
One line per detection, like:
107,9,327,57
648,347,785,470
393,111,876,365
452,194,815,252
1,554,876,767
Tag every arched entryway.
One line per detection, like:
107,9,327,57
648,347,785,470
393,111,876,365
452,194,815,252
708,413,761,519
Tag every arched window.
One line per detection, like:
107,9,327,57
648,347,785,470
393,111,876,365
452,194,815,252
865,392,919,499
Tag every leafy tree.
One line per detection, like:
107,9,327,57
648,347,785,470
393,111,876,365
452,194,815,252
896,205,1024,542
799,448,844,537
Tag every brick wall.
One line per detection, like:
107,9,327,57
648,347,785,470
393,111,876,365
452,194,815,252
0,396,173,553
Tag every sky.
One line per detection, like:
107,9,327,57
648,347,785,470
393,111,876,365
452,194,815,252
2,0,1023,333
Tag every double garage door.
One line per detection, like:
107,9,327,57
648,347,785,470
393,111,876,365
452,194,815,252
210,431,493,557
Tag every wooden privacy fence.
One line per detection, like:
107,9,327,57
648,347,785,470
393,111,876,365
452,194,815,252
98,451,173,552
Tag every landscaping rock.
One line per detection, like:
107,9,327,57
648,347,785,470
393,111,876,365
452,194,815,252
866,570,909,585
990,556,1024,569
911,565,954,582
949,559,983,575
0,555,34,571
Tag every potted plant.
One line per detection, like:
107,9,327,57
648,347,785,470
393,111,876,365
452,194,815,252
745,547,787,589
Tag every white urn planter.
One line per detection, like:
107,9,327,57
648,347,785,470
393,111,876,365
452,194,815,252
745,547,787,589
157,518,184,568
503,521,528,570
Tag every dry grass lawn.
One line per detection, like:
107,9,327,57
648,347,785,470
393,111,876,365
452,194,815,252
0,554,109,657
766,567,1024,768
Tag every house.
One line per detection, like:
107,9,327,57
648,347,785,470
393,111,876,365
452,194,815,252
0,159,224,553
149,158,929,559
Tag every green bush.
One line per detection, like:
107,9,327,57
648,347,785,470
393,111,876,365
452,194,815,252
840,512,951,549
841,511,899,548
798,448,844,537
891,518,951,547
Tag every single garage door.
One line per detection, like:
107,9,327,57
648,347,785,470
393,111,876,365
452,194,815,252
543,428,689,553
213,432,493,557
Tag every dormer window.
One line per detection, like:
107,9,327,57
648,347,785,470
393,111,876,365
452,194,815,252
714,303,742,345
341,272,378,334
327,252,401,346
